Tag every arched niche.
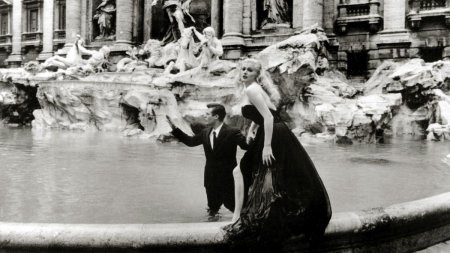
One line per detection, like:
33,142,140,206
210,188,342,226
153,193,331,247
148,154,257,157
255,0,293,30
89,0,116,42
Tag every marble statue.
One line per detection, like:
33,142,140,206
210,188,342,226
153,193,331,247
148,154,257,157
261,0,290,27
84,45,112,72
94,0,116,40
116,46,150,72
42,36,89,70
192,27,223,70
143,39,165,68
56,45,111,77
167,27,199,73
152,0,195,45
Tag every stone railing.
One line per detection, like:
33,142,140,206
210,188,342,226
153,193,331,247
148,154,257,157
420,0,446,10
0,34,12,44
1,192,450,252
53,30,65,40
336,1,383,34
407,0,450,29
21,31,43,51
0,34,12,53
53,29,65,49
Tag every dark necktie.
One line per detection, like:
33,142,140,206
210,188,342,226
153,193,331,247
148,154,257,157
213,131,217,149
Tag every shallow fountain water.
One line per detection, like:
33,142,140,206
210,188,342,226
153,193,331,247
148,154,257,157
0,127,449,224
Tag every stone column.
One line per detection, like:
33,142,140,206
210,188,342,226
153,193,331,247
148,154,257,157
383,0,406,31
115,0,134,49
222,0,244,59
5,0,23,66
378,0,409,46
243,0,251,35
80,0,88,40
292,0,303,31
144,0,153,42
37,0,54,61
65,0,81,46
303,0,323,28
211,0,220,37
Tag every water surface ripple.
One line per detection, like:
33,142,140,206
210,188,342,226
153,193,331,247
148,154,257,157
0,128,449,224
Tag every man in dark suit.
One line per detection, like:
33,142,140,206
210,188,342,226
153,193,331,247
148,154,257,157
167,103,248,221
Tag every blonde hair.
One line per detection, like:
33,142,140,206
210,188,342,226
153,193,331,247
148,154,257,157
240,58,281,107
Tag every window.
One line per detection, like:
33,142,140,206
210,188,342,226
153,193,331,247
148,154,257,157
420,47,443,62
28,9,38,32
58,2,65,30
347,51,368,77
0,13,7,35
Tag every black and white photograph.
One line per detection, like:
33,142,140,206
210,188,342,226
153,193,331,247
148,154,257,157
0,0,449,252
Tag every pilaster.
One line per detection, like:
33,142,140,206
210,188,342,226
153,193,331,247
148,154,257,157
303,0,324,28
62,0,81,51
114,0,134,50
5,0,23,66
144,0,153,42
222,0,244,59
211,0,221,38
37,0,54,61
292,0,303,31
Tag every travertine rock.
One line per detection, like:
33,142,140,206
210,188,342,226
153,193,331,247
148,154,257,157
4,29,450,142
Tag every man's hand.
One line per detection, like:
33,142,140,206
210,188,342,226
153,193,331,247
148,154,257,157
151,0,158,7
166,115,176,130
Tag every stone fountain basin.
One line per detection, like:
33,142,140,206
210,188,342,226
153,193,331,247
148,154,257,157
0,192,449,252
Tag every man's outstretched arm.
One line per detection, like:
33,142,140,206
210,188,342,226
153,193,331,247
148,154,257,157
167,115,203,147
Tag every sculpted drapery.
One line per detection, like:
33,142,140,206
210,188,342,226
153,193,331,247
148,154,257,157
262,0,290,27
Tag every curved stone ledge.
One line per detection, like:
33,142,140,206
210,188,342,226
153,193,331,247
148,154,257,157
1,192,450,252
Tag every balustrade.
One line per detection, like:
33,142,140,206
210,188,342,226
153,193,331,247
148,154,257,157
407,0,450,30
336,1,382,34
420,0,446,10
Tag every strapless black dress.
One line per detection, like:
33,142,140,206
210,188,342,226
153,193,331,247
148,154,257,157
225,105,332,250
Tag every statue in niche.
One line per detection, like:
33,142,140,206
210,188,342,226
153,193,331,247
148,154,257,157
93,0,116,40
261,0,290,28
152,0,196,45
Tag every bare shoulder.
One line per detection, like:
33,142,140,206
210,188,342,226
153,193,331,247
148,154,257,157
245,83,264,97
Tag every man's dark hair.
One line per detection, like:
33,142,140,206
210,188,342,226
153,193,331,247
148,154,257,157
207,103,226,122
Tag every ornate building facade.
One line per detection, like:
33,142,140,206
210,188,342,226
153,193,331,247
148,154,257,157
0,0,450,77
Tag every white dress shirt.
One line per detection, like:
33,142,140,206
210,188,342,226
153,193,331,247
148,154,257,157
210,123,224,149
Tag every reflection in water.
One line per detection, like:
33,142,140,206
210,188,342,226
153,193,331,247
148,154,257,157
0,127,449,224
348,157,391,164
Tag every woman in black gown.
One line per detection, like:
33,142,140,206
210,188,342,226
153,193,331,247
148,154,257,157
225,59,332,251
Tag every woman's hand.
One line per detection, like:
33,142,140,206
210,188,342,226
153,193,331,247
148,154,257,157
246,134,254,145
262,145,275,166
246,129,255,145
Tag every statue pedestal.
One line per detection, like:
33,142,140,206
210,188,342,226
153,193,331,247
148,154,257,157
260,23,292,34
5,54,23,67
261,23,291,30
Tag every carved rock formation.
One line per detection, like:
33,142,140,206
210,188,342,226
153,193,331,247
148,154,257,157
2,28,450,142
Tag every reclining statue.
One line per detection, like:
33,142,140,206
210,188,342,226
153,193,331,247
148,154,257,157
42,36,89,70
116,46,150,72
